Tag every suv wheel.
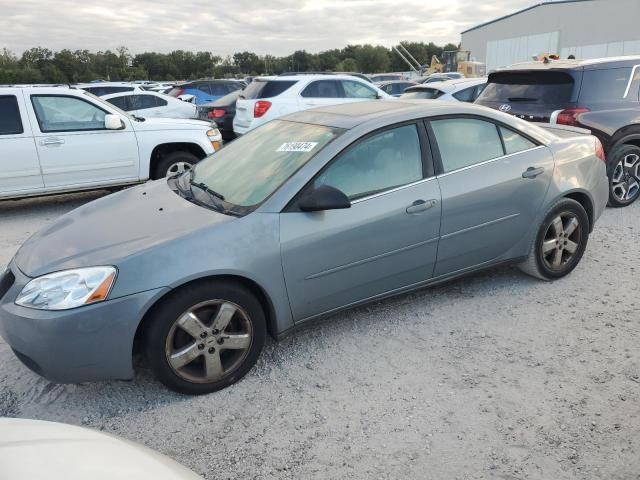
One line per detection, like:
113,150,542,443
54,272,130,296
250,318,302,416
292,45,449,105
608,144,640,208
519,198,589,280
152,151,199,180
145,281,266,395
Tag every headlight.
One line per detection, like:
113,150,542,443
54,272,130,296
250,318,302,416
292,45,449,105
206,128,221,138
16,267,117,311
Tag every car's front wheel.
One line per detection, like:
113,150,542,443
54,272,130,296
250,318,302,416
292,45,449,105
145,281,266,395
608,144,640,208
519,198,589,280
152,151,199,180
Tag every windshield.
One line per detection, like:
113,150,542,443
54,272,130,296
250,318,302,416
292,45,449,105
191,120,342,212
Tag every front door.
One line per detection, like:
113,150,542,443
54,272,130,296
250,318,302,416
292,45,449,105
28,94,140,188
280,123,442,321
428,116,554,276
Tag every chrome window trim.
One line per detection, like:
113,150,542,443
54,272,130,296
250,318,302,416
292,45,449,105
623,64,640,99
351,176,437,204
437,145,546,178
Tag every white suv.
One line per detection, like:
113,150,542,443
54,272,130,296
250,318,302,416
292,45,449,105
233,74,391,135
0,86,222,200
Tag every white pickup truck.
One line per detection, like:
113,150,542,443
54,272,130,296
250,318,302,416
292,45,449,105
0,86,223,200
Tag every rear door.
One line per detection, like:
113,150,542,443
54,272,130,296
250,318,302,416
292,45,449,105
28,93,140,188
475,70,579,122
299,80,345,109
0,92,44,196
280,122,441,321
428,116,554,276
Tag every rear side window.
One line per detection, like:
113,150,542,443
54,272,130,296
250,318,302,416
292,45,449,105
500,127,536,154
301,80,342,98
479,71,575,104
106,96,130,111
453,86,475,102
431,118,503,172
0,95,23,135
402,88,443,100
241,80,297,99
579,68,633,103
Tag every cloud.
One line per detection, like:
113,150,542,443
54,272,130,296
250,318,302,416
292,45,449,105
0,0,535,55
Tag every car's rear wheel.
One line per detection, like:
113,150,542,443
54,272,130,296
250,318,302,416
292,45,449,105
145,281,266,395
519,198,589,280
152,151,199,180
607,144,640,208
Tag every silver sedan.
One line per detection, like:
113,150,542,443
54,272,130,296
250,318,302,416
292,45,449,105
0,100,609,394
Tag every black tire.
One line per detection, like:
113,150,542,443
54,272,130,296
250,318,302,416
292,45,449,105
607,144,640,208
519,198,589,281
144,281,266,395
151,151,199,180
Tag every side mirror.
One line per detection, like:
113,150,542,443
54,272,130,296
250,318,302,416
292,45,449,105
105,114,125,130
298,185,351,212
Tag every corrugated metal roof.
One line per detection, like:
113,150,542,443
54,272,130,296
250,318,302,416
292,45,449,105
461,0,595,34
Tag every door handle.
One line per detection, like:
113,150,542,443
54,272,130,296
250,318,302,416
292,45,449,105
40,138,65,147
522,166,544,179
406,199,437,214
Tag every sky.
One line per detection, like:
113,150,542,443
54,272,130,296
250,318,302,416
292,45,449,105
0,0,537,55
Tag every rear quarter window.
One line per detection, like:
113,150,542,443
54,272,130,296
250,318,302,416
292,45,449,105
579,68,633,103
0,95,24,135
241,80,298,99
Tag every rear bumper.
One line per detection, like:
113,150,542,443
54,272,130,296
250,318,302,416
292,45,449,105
0,262,168,383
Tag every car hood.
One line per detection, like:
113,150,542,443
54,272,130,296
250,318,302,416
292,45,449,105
0,419,203,480
14,180,233,278
132,116,211,130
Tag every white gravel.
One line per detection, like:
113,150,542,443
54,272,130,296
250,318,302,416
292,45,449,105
0,191,639,480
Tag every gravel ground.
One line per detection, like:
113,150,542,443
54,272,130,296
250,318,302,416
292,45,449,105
0,191,639,480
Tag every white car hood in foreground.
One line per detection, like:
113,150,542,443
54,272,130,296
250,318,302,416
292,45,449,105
0,419,203,480
133,116,212,131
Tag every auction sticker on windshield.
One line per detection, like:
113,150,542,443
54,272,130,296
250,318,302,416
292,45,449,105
277,142,318,152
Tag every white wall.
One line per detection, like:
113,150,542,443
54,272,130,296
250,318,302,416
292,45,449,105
486,32,559,70
561,40,640,60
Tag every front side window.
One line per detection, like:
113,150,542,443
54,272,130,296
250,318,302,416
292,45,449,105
0,96,23,135
301,80,342,98
341,80,378,99
500,126,536,154
31,96,107,132
431,118,503,172
314,124,423,200
192,120,341,209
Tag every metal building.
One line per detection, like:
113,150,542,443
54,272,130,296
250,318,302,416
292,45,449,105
461,0,640,72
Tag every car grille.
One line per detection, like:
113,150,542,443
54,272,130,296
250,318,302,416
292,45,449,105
0,269,15,300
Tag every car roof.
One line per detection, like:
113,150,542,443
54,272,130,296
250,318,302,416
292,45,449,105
377,80,416,85
275,74,373,82
497,56,640,72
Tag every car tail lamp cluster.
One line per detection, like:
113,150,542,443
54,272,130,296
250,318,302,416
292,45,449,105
171,88,184,97
556,107,589,127
207,109,226,119
595,138,606,163
254,101,272,118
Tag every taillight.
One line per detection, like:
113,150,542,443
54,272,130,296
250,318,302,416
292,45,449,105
594,138,606,163
171,88,184,97
556,107,589,126
207,109,225,119
254,101,272,118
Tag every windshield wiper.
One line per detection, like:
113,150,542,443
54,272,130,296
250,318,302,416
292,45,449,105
190,181,225,201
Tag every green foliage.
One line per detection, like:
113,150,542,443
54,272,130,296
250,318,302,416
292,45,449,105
0,41,459,83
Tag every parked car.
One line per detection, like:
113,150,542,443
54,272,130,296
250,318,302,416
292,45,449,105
233,74,391,135
402,77,488,102
168,80,245,105
103,91,197,119
197,89,242,141
279,71,374,83
375,80,419,97
0,418,203,480
74,82,142,96
0,86,222,199
419,72,465,84
476,56,640,207
370,73,405,82
0,100,608,394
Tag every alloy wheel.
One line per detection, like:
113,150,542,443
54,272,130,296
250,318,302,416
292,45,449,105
166,161,193,177
165,300,253,384
541,212,582,271
611,153,640,203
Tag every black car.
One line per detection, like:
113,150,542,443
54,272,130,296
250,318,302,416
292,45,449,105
197,89,242,141
476,56,640,207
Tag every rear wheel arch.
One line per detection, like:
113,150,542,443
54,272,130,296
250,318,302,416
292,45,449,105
133,274,277,357
563,191,594,232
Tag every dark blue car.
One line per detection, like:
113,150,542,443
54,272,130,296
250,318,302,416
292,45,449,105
168,80,245,105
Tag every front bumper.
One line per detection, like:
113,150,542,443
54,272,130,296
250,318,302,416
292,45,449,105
0,262,168,384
